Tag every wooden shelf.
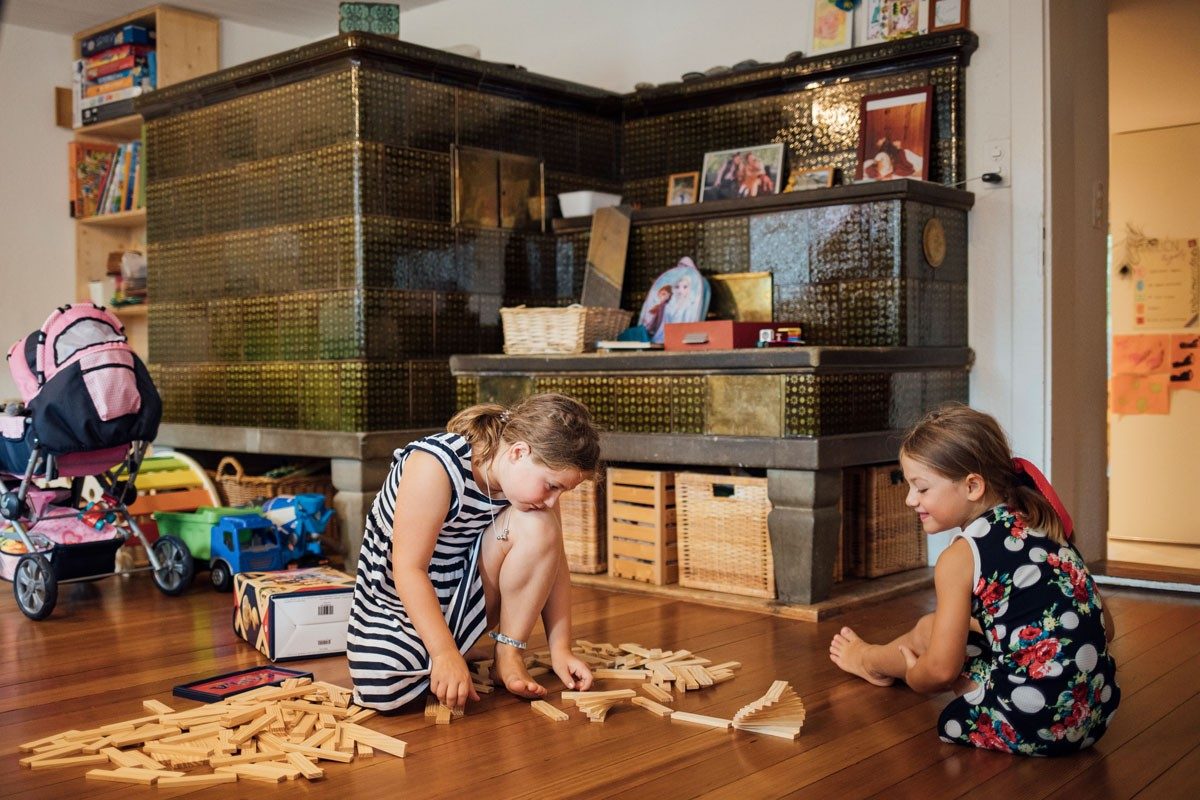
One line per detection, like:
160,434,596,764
113,304,148,319
73,113,143,141
77,208,146,228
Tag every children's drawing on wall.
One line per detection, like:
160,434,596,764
1120,229,1199,329
1112,334,1170,375
1171,333,1199,389
1110,373,1170,415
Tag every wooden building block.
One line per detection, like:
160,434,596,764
156,772,238,787
593,668,650,681
435,704,452,725
339,723,407,758
640,683,674,704
631,697,674,717
142,699,175,715
669,711,732,730
531,701,570,722
286,752,325,780
29,754,110,769
214,764,285,783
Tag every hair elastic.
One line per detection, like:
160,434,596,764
1012,457,1074,539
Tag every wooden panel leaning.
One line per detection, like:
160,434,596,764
561,478,606,574
606,468,677,585
676,472,774,599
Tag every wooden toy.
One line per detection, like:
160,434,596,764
731,680,806,740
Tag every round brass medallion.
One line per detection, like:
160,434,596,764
923,217,947,268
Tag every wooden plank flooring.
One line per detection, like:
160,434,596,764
0,572,1197,798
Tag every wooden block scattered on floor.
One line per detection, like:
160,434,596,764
669,711,732,730
531,700,570,722
156,772,239,787
631,697,674,718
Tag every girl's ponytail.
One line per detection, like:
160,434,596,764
447,403,507,468
1009,484,1068,546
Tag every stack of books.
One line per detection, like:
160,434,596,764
68,140,143,218
72,23,157,127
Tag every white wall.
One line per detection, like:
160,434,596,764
0,24,76,404
0,20,310,402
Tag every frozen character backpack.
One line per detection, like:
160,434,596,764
5,303,161,457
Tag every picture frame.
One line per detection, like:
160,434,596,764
856,86,933,182
666,171,700,206
810,2,853,56
172,666,314,703
786,166,837,192
700,143,785,203
863,0,923,44
929,0,969,32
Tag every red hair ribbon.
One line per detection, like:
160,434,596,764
1012,457,1074,539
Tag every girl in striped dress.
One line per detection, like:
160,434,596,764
347,393,600,711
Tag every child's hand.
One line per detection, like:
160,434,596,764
551,650,593,691
430,650,480,710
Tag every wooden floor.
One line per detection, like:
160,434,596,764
2,573,1198,799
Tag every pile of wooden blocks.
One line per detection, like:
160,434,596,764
525,640,742,725
17,677,406,787
731,680,807,740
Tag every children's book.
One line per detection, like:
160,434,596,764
68,141,117,218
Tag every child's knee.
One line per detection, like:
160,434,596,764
505,507,560,549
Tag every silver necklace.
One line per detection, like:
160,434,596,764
483,465,509,541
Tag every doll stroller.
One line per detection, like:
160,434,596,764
0,304,194,620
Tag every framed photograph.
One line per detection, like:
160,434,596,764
856,86,933,182
700,143,785,202
666,171,700,206
929,0,969,32
810,3,853,55
172,666,314,703
863,0,922,44
786,166,837,192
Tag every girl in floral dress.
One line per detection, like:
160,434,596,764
829,404,1120,755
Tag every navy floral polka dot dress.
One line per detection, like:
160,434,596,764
938,505,1121,756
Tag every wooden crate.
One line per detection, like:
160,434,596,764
561,478,605,573
606,468,677,585
676,472,774,599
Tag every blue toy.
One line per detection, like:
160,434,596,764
261,493,334,562
208,515,290,592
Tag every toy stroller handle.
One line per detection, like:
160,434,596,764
216,456,245,479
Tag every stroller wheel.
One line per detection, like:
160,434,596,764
13,554,58,621
151,535,195,596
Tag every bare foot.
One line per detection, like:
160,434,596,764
493,644,547,699
829,627,895,687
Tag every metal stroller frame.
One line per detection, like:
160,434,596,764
0,439,194,620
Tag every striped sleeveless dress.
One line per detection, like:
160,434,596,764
346,432,508,711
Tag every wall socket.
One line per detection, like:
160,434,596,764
984,138,1010,187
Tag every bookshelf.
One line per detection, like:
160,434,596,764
71,5,219,358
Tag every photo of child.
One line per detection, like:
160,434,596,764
857,86,932,182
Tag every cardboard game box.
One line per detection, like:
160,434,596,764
233,567,355,661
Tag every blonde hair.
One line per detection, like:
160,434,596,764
900,403,1068,545
447,393,601,475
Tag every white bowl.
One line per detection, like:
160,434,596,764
558,191,622,217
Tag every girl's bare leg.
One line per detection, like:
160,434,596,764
479,507,562,698
829,613,937,686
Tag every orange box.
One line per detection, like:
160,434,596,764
663,321,804,351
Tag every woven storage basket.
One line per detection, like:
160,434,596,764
211,456,341,552
500,304,632,354
844,464,926,578
561,478,606,573
676,472,774,598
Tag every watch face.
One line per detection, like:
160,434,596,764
923,217,947,267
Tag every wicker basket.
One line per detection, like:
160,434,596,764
561,478,606,574
500,304,632,354
211,456,341,552
843,464,926,578
676,472,774,598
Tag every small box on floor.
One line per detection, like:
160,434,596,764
233,566,355,661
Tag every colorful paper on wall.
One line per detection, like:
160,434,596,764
1112,334,1171,375
1110,374,1170,415
1170,333,1200,390
1127,235,1199,329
